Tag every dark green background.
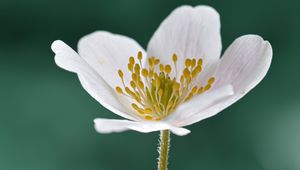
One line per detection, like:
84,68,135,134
1,0,300,170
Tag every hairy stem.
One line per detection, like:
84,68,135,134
157,130,170,170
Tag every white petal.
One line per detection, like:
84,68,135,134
214,35,272,92
52,40,141,121
165,85,234,126
179,35,272,126
94,118,191,136
182,95,241,126
147,5,222,75
78,31,146,88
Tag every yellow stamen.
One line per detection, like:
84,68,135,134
128,63,133,71
115,53,216,121
130,81,136,89
183,68,190,78
134,64,140,73
165,65,171,74
192,65,202,78
148,58,153,66
118,70,123,78
142,69,148,77
138,81,144,89
205,84,211,91
197,58,203,66
191,58,196,68
191,86,197,94
131,103,140,110
137,51,143,60
208,77,215,84
172,54,178,63
159,64,164,72
185,59,191,67
198,87,204,94
125,87,134,95
129,56,135,64
131,73,137,81
144,108,153,114
145,115,153,120
115,86,123,94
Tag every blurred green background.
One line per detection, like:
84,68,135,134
0,0,300,170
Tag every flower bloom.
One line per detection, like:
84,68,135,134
51,5,272,136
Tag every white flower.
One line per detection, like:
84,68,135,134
51,5,272,136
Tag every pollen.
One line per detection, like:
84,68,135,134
115,52,216,121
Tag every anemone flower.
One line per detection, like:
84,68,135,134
51,5,272,170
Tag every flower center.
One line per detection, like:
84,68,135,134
115,51,215,121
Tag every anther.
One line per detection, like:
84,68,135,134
197,58,203,66
208,77,215,84
191,65,202,78
134,64,140,73
125,87,133,95
131,103,141,111
172,54,178,63
118,70,123,78
159,64,164,72
183,68,191,78
204,84,211,91
185,59,191,67
115,86,123,94
138,81,144,89
144,108,152,114
131,73,137,81
191,58,196,68
165,65,171,74
145,115,153,120
137,51,143,60
197,87,204,94
130,81,136,89
142,69,148,77
191,86,198,94
148,58,153,66
129,56,135,64
128,63,133,71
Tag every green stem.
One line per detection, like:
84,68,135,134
157,130,170,170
